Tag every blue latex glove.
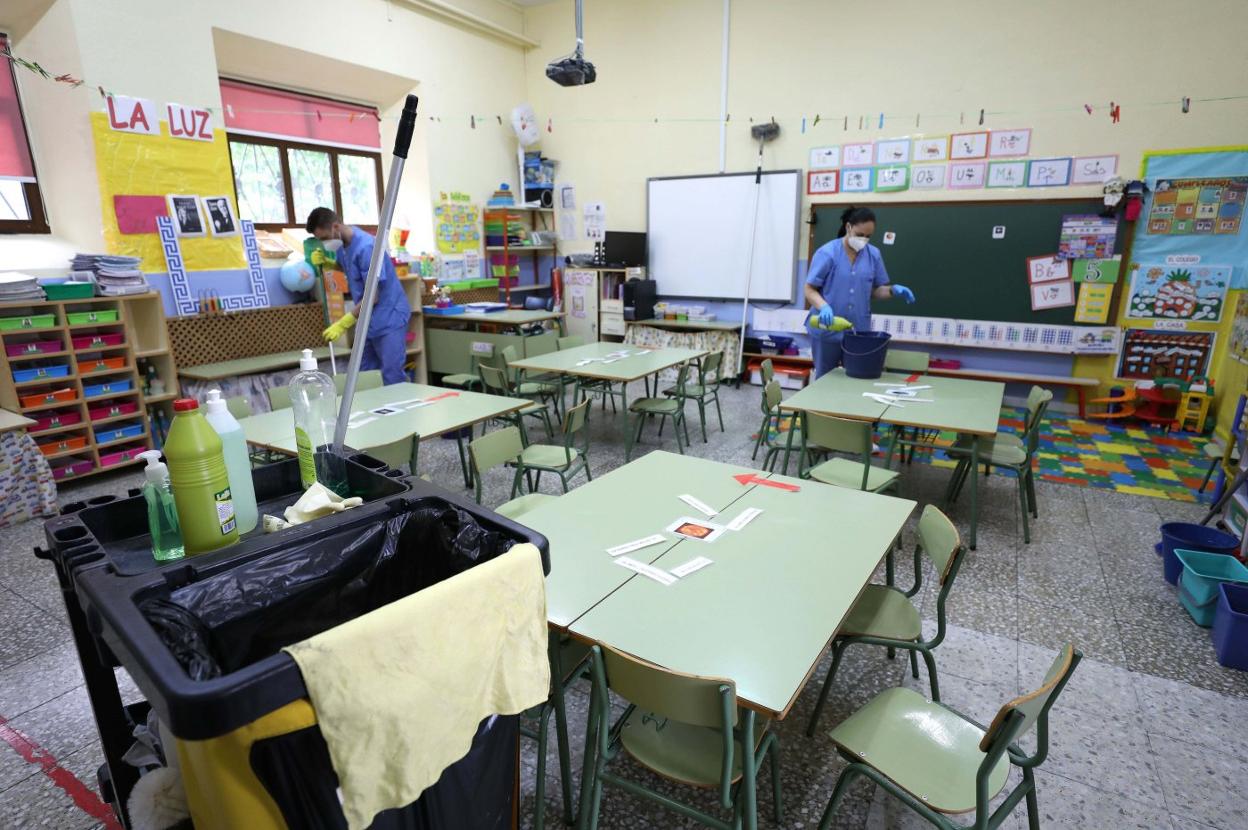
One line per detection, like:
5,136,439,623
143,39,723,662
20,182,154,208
892,284,916,304
817,304,836,326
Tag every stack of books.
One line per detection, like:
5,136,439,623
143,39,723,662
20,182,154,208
70,254,149,295
0,272,45,302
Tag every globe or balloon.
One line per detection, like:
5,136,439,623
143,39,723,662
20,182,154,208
280,259,317,293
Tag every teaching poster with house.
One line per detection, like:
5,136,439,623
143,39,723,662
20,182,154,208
1148,177,1247,235
1124,262,1231,323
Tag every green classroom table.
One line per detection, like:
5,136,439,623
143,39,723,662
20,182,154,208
236,381,527,486
628,318,742,333
780,368,1004,549
431,309,566,329
507,341,706,414
179,345,352,382
424,310,564,376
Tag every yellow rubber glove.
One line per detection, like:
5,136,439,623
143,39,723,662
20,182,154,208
807,312,853,332
309,249,327,268
322,312,356,342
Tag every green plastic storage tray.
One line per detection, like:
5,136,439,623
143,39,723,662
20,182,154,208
0,314,56,331
66,309,119,325
43,282,95,301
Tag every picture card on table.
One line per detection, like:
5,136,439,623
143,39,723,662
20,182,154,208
679,494,718,517
606,534,668,557
842,143,874,166
666,517,727,543
950,131,989,160
669,556,714,578
988,128,1031,157
725,507,763,531
615,556,677,585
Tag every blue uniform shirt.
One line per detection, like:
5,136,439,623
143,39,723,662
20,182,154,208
805,238,890,332
340,226,411,336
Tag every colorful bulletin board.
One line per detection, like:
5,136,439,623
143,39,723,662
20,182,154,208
433,193,482,254
1230,294,1248,365
1124,262,1231,322
1147,176,1246,235
90,112,245,272
1116,329,1216,382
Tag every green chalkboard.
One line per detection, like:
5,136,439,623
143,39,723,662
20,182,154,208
808,199,1120,324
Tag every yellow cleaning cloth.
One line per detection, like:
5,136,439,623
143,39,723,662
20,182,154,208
284,543,550,830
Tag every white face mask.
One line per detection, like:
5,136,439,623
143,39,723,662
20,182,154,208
846,235,868,252
322,238,344,253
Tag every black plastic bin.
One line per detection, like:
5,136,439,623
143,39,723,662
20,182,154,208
39,448,549,830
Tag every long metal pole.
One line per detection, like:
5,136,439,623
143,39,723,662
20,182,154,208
334,95,419,450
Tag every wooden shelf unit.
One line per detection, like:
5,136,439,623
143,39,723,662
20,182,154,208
482,206,558,307
0,292,180,483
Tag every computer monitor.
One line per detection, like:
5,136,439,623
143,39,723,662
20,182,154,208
604,231,646,268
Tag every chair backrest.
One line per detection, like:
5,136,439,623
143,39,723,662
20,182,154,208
501,344,520,365
596,643,735,729
335,370,382,394
698,351,723,385
368,436,415,472
1022,385,1050,428
1022,389,1054,456
884,349,930,372
267,385,292,411
557,335,584,350
979,644,1080,762
803,412,872,458
762,379,782,414
479,363,513,395
562,398,591,440
225,396,252,420
468,426,524,502
478,347,505,374
760,358,775,384
668,362,692,402
918,504,962,585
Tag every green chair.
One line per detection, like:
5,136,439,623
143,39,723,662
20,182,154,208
750,365,792,461
799,412,899,494
807,505,966,735
226,396,279,467
883,349,930,373
225,395,252,420
880,350,935,464
479,363,555,442
759,358,775,385
442,344,490,392
664,351,725,443
267,384,291,411
578,643,782,830
332,370,382,394
816,645,1082,830
624,362,692,460
503,344,562,417
468,425,554,518
514,399,592,494
944,389,1052,543
556,335,622,414
557,335,585,349
755,381,796,474
364,435,421,476
1199,438,1235,494
523,635,591,830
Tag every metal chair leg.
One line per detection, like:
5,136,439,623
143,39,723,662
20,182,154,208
920,647,940,702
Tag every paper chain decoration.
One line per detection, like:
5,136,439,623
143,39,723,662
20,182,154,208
158,216,270,315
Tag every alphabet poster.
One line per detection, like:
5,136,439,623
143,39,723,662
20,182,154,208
1124,262,1231,322
1148,176,1247,235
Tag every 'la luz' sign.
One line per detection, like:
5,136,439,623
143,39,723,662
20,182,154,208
105,95,214,141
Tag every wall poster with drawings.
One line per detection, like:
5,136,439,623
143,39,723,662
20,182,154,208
1124,262,1231,322
1230,293,1248,364
1148,176,1247,235
1116,329,1215,381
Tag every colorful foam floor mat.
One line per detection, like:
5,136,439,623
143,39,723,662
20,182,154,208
759,406,1216,503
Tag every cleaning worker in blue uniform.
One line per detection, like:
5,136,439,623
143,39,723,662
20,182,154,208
307,207,411,385
804,206,916,379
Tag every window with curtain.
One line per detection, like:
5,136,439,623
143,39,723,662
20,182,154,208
221,80,382,232
0,34,48,233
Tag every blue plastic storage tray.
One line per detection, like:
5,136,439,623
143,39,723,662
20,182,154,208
422,305,466,316
94,422,144,444
13,364,70,383
82,378,133,398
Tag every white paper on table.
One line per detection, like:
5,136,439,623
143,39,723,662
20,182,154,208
679,494,718,517
616,555,677,585
725,507,763,531
669,556,713,578
606,534,668,557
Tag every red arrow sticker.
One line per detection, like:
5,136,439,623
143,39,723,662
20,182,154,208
733,473,800,492
423,391,460,403
906,373,921,383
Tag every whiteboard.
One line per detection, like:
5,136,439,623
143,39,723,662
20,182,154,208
647,171,801,302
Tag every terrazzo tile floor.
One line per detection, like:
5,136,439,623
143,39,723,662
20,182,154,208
1,379,1244,829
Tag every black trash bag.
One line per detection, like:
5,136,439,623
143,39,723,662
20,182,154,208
140,504,516,679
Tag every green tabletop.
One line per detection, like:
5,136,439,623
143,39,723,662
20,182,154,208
562,452,915,718
432,309,565,327
779,367,910,422
179,345,352,381
509,341,706,383
630,319,742,333
878,373,1005,437
237,382,526,453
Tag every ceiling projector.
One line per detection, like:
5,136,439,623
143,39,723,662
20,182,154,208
546,0,596,86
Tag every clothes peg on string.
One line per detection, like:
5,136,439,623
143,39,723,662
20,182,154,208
978,109,984,125
470,115,476,129
960,112,964,125
1110,102,1120,123
813,113,820,126
496,115,502,124
843,115,847,130
547,117,553,132
801,117,806,134
858,115,863,129
878,112,884,128
1084,104,1093,115
1181,96,1191,114
915,113,920,128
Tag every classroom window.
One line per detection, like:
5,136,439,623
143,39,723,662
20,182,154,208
0,34,49,234
337,153,380,225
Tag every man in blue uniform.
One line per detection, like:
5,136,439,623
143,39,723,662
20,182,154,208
804,206,915,378
307,207,411,385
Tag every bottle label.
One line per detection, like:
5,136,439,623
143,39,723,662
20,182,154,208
215,487,237,535
295,426,317,488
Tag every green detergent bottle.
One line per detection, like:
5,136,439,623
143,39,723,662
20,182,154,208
165,398,239,555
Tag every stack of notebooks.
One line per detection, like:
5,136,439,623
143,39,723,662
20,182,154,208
0,272,45,302
70,254,149,295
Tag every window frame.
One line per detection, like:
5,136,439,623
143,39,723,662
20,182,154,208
225,132,383,234
0,33,50,235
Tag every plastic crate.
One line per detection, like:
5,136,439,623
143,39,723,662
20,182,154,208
13,363,70,383
422,304,466,316
37,434,88,456
0,313,55,331
98,444,144,469
1175,548,1248,627
66,309,119,325
50,457,95,480
5,339,61,357
88,400,138,421
71,333,124,350
1212,582,1248,671
19,386,76,408
1160,522,1240,585
42,281,95,300
82,378,132,398
80,356,126,374
30,409,82,432
94,421,144,444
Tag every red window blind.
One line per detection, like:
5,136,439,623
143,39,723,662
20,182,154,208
0,36,37,182
220,80,380,150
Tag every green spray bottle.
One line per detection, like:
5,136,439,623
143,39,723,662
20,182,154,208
165,398,239,555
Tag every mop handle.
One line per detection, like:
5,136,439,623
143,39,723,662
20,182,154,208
333,95,419,450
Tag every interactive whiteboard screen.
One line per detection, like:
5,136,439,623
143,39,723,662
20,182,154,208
647,171,800,302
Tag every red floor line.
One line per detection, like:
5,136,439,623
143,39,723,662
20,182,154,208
0,715,122,830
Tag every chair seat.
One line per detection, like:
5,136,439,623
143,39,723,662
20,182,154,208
519,444,579,470
663,384,710,398
952,436,1027,467
496,492,557,519
828,687,1010,814
630,397,680,415
620,708,769,788
519,401,549,416
442,373,482,389
808,458,899,492
518,381,558,396
839,585,921,641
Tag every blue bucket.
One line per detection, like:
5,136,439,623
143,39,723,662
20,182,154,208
842,331,892,379
1160,522,1240,585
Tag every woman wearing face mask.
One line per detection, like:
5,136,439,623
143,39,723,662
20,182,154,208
803,205,916,379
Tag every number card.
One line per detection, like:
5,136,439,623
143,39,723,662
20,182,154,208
988,128,1031,157
809,145,840,169
987,161,1028,188
807,170,839,195
1072,256,1121,284
841,167,873,192
875,138,911,164
913,136,948,162
842,143,873,166
911,164,947,190
950,131,989,160
875,166,909,192
1071,155,1118,185
1030,280,1076,310
1027,158,1072,187
949,161,986,189
1027,254,1071,284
